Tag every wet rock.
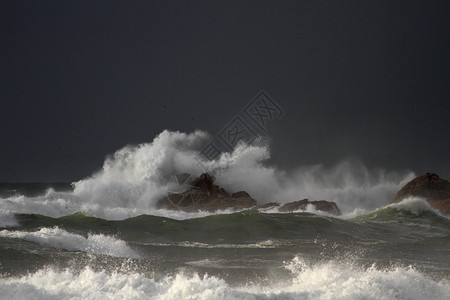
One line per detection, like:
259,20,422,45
393,173,450,215
157,173,256,212
427,199,450,215
158,173,342,215
278,199,341,215
258,202,281,210
232,191,251,198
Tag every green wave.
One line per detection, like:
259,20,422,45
10,208,449,245
12,210,348,242
352,205,450,226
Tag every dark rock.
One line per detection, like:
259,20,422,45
258,202,281,210
278,199,310,212
310,200,342,215
393,173,450,215
427,199,450,215
278,199,341,215
232,191,250,198
393,173,450,202
158,173,342,215
157,173,256,212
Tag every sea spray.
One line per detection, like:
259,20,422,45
389,197,446,216
276,256,450,300
0,130,449,300
0,227,138,258
71,131,212,216
0,209,18,228
0,259,448,300
0,130,415,219
68,130,415,218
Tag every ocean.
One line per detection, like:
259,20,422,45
0,131,449,299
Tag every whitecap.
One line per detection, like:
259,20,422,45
0,261,449,300
0,227,138,258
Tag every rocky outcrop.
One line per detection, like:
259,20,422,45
157,173,257,212
232,191,251,198
393,173,450,215
427,199,450,215
278,199,342,215
256,199,341,215
257,202,281,210
157,173,342,215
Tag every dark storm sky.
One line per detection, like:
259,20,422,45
1,1,449,182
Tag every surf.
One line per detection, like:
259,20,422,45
0,258,448,300
0,226,138,258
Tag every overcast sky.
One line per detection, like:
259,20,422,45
1,1,449,182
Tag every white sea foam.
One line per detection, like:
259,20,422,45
0,130,415,219
72,130,209,211
72,130,413,216
0,209,18,227
388,197,446,216
0,193,83,218
273,256,450,300
0,227,138,258
0,193,234,220
0,258,448,300
144,240,278,249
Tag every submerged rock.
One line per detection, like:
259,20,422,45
393,173,450,215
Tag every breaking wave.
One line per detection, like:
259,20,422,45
0,209,18,227
0,227,138,258
0,258,448,300
0,130,414,220
353,197,450,223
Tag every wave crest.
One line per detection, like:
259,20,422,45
0,259,448,300
1,130,415,219
0,227,138,258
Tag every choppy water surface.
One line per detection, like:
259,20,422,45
1,190,449,299
0,131,448,299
